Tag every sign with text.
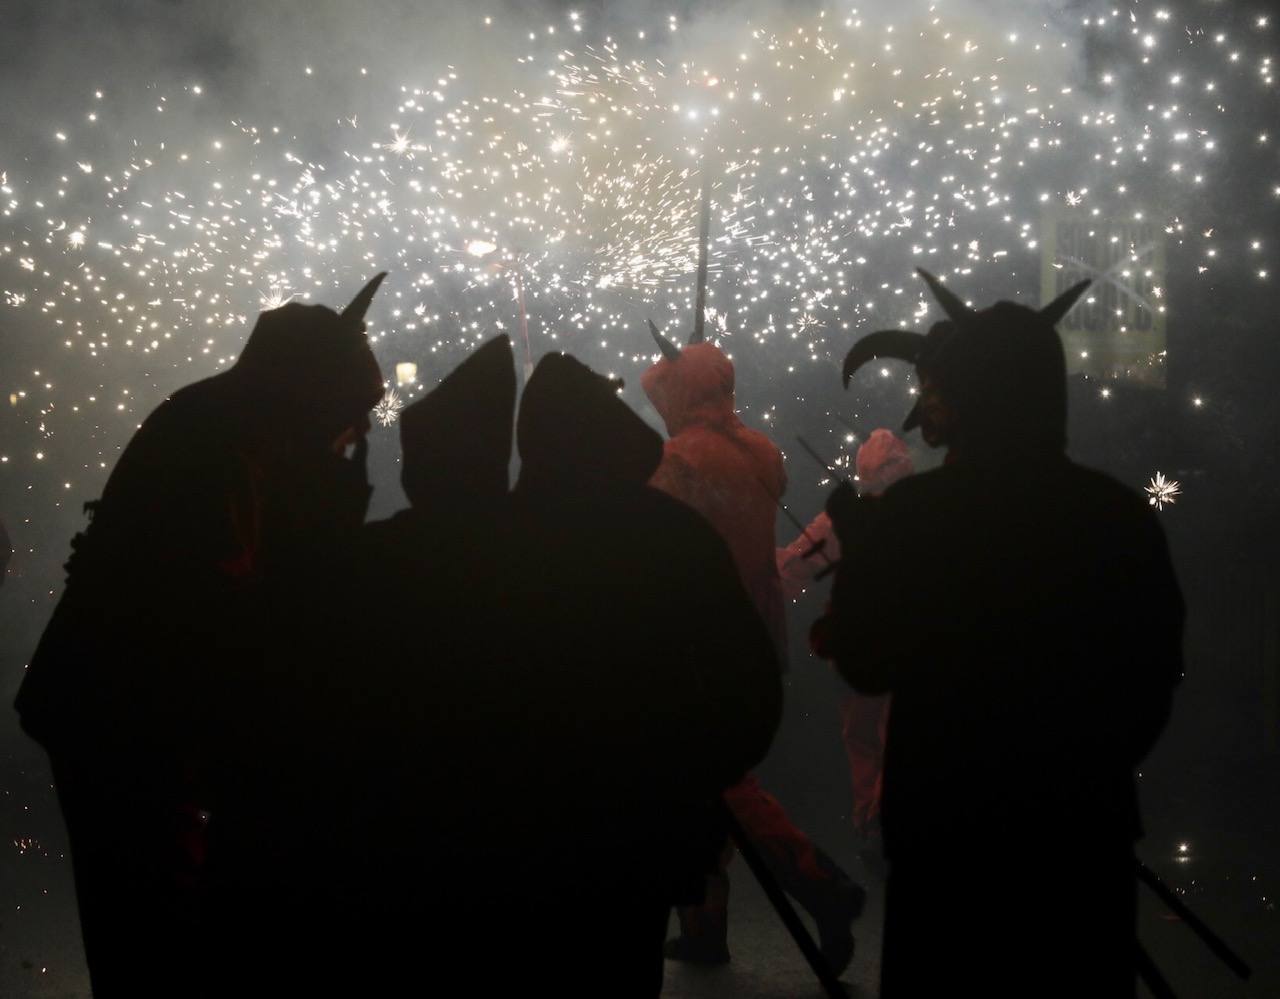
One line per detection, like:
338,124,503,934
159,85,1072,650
1041,212,1166,387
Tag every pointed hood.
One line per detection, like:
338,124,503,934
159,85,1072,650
517,353,663,491
233,274,386,442
399,335,516,509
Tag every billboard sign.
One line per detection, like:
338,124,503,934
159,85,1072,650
1041,212,1167,387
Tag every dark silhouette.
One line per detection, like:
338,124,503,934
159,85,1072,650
14,276,386,997
500,352,783,996
819,271,1185,996
641,323,866,974
342,334,518,988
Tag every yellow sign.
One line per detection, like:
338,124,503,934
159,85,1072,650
1041,212,1166,387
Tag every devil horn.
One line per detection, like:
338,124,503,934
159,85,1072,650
648,319,682,362
1039,279,1092,326
916,268,974,326
341,272,388,324
841,330,927,388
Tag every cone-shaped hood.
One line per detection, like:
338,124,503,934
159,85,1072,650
340,272,387,325
233,277,386,443
399,334,516,509
640,342,736,437
517,353,663,490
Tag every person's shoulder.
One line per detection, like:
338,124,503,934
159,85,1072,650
879,464,949,505
122,374,241,458
631,482,737,551
635,481,714,525
1064,460,1151,519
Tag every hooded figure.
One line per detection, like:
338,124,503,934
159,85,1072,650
821,271,1185,996
500,351,781,997
641,332,788,654
14,275,386,998
643,326,866,975
333,335,519,987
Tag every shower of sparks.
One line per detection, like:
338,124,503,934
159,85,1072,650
1145,472,1182,511
373,389,404,428
0,4,1274,496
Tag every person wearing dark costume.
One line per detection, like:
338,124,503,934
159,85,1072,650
14,276,386,997
503,352,782,996
641,321,866,975
816,271,1184,997
343,335,518,988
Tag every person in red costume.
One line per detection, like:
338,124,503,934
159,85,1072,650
642,319,865,974
778,429,915,846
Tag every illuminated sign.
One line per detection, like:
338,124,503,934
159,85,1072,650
1041,212,1167,387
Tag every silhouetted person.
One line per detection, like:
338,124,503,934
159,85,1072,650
503,352,782,996
642,322,865,974
819,271,1184,996
343,335,517,985
14,276,387,997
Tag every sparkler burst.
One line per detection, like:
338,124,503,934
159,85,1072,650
1145,472,1181,511
373,389,403,428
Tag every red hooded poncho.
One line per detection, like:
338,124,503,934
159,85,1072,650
642,343,787,659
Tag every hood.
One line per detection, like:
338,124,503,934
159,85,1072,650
841,270,1090,454
940,300,1070,453
517,352,664,491
232,274,386,444
399,334,516,509
640,342,736,436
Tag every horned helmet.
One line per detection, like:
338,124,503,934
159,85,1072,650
841,269,1091,453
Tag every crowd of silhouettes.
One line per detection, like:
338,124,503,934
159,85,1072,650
14,268,1183,998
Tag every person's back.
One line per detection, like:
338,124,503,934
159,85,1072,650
844,454,1181,856
503,352,781,996
824,272,1183,996
642,338,787,652
340,336,518,981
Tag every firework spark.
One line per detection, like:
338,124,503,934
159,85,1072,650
373,389,404,428
1145,472,1182,511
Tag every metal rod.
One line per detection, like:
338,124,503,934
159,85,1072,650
795,436,849,483
722,803,847,998
1135,861,1252,981
1136,942,1179,999
693,176,712,342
